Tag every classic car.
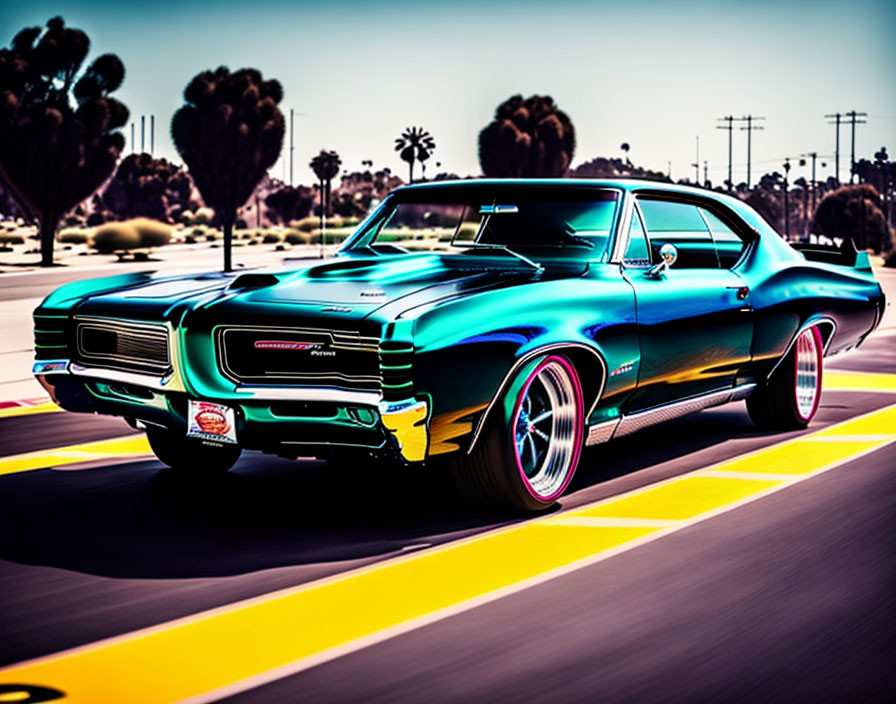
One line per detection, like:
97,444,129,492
33,179,885,511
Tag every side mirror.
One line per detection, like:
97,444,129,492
646,243,678,278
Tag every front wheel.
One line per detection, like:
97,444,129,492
747,325,824,430
451,354,585,512
146,427,242,474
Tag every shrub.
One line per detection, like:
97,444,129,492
262,232,281,244
191,225,207,236
192,206,214,225
292,216,319,233
184,235,197,244
59,229,90,244
180,210,194,225
284,229,312,245
130,218,173,248
0,231,26,245
92,222,140,252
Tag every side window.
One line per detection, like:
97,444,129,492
699,208,747,268
623,207,651,267
637,199,719,269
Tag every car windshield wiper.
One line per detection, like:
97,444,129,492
461,243,544,272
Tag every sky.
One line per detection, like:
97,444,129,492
2,0,894,188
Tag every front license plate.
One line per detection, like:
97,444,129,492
187,400,237,444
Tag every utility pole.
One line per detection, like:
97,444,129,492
130,122,135,154
150,115,155,156
703,161,708,187
140,115,145,153
845,110,867,182
783,158,791,240
735,115,764,189
289,108,294,186
717,116,734,192
801,152,819,221
825,112,842,184
691,136,700,185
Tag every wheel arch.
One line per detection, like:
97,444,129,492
766,316,836,381
466,342,606,454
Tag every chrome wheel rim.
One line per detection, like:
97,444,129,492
513,357,582,500
795,327,821,420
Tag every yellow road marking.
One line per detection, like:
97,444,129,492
0,401,61,420
572,475,782,521
2,403,896,703
0,435,151,476
824,370,896,392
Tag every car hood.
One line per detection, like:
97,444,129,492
71,252,577,325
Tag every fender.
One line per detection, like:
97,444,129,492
466,341,607,454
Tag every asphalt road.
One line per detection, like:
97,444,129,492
0,268,894,703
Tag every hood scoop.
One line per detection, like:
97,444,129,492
229,273,281,290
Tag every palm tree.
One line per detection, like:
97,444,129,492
394,127,435,183
171,66,285,272
0,17,129,266
478,95,575,178
621,143,631,166
310,149,341,256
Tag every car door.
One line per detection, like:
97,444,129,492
621,196,753,411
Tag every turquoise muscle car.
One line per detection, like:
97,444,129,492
33,180,886,511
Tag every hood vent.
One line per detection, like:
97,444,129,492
229,273,280,290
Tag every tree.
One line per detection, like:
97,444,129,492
620,142,631,166
0,17,128,265
570,156,670,183
171,66,285,271
264,184,313,225
813,184,890,253
478,94,575,178
101,153,192,222
394,127,435,183
310,149,341,253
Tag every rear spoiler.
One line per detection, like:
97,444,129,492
790,237,871,271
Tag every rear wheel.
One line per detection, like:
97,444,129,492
146,427,242,474
451,354,585,512
747,325,823,430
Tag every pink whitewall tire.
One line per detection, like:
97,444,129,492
747,325,824,430
450,354,585,512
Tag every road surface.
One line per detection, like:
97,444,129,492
0,267,894,703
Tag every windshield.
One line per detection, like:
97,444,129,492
342,187,620,259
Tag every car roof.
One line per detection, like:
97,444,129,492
397,178,743,207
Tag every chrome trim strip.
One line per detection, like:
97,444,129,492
467,342,608,454
612,383,757,439
609,189,634,264
39,361,382,406
766,317,837,381
585,418,620,446
232,386,381,405
68,363,174,391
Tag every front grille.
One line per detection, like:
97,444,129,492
34,313,71,360
379,341,414,401
217,326,381,391
74,318,170,375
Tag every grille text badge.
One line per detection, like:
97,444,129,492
253,340,322,351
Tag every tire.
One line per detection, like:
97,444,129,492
747,325,824,430
146,427,241,474
451,354,585,512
